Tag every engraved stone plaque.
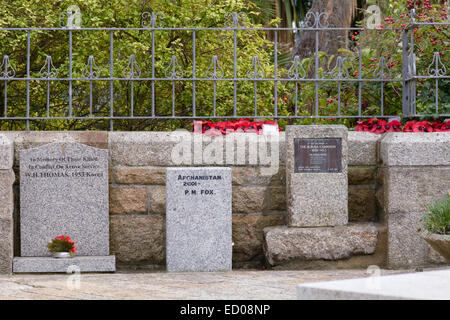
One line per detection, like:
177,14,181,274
20,142,109,257
294,138,342,173
286,125,348,227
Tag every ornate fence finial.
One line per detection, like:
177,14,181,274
329,56,350,80
0,55,16,79
39,56,58,79
288,56,306,80
206,56,224,79
427,52,447,77
164,55,183,79
373,57,391,80
123,54,141,79
82,56,100,79
225,12,247,28
246,56,265,80
60,5,82,29
142,11,165,28
304,11,329,28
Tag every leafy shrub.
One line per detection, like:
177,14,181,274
422,195,450,235
0,0,286,131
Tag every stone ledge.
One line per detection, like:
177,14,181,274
380,132,450,166
263,223,379,266
0,131,108,167
297,269,450,300
109,131,285,167
13,256,116,273
348,132,381,166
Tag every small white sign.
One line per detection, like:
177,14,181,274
263,124,279,135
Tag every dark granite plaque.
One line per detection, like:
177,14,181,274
294,138,342,173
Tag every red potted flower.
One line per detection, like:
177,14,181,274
47,235,76,258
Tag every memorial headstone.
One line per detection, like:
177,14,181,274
13,142,115,272
286,125,348,227
166,167,232,272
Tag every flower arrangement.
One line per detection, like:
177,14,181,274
355,118,450,134
191,118,280,136
47,235,77,257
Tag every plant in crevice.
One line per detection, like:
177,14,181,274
422,195,450,235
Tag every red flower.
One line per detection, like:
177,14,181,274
191,119,280,135
204,124,222,136
369,119,387,134
245,123,258,133
355,119,373,132
434,122,450,132
384,120,403,132
411,121,433,132
403,120,417,132
255,121,264,135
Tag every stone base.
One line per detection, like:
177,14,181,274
297,269,450,300
263,223,380,266
13,256,116,273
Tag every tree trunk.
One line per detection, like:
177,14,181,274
293,0,357,59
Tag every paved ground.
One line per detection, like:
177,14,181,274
0,268,437,300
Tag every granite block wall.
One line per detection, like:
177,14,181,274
0,135,15,274
2,130,447,271
107,132,382,268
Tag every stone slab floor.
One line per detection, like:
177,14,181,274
0,268,443,300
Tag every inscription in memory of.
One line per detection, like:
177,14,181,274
20,143,109,257
294,138,342,173
24,156,103,178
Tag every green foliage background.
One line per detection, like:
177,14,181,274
0,0,448,131
0,0,287,131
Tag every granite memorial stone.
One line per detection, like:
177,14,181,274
166,167,232,272
19,142,110,257
286,125,348,227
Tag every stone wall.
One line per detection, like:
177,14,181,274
0,135,15,274
1,131,448,271
378,133,450,268
107,132,382,268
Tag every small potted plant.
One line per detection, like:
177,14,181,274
47,235,77,258
420,195,450,262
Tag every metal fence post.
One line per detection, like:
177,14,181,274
402,28,412,117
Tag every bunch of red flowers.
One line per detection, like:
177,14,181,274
355,118,450,134
47,235,77,256
191,118,280,136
